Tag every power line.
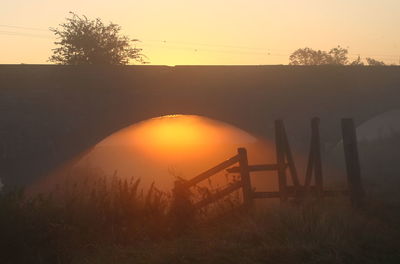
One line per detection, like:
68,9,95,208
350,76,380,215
141,43,275,56
0,30,51,39
0,24,399,62
143,41,400,60
0,24,320,55
143,39,276,52
0,24,49,32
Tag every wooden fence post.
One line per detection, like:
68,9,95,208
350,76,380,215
171,179,194,233
312,117,323,197
275,120,288,203
304,117,323,198
238,148,253,207
341,118,365,208
281,123,300,189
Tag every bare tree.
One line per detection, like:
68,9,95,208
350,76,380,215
49,12,146,65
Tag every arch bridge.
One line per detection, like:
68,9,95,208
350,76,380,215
0,65,399,186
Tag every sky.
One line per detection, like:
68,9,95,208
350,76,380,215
1,0,400,65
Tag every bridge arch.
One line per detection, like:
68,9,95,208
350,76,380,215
1,65,400,187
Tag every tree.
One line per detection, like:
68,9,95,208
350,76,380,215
289,46,350,65
366,57,386,66
289,47,332,65
328,45,349,65
289,46,391,66
49,12,146,65
350,56,364,66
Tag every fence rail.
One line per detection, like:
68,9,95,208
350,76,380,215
194,181,243,209
174,117,364,212
184,154,240,188
226,164,282,173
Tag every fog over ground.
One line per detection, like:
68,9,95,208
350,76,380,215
35,115,281,193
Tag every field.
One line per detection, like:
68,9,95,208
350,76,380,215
1,166,399,264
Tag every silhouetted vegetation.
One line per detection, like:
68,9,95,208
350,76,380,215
1,167,400,264
49,12,146,65
365,57,386,66
289,46,388,66
350,56,364,66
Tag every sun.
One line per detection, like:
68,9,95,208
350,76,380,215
99,115,256,162
143,115,204,153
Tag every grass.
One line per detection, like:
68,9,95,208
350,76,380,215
0,168,399,264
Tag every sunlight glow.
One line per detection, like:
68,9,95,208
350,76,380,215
80,115,273,190
35,115,275,193
100,115,257,162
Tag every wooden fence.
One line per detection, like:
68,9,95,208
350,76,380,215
174,118,365,211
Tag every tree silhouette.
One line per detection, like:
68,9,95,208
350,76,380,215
328,45,349,65
49,12,146,65
366,57,386,66
289,46,389,66
289,47,332,65
289,46,349,65
350,56,364,66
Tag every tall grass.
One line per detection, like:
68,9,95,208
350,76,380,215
0,168,170,263
0,167,399,264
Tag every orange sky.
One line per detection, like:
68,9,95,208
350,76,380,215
1,0,400,65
